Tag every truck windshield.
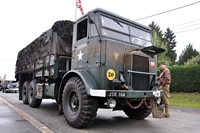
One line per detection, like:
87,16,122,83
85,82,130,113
130,26,152,47
100,15,152,47
101,16,129,33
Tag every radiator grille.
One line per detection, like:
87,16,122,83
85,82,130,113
132,55,149,90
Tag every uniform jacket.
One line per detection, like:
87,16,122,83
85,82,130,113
159,68,171,86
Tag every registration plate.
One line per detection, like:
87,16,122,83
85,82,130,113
106,91,126,98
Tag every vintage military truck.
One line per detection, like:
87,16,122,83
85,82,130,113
15,8,164,128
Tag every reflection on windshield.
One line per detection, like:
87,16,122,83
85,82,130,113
101,16,129,33
131,27,151,41
102,29,129,42
129,26,152,46
131,37,152,47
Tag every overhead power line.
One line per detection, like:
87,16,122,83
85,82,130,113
170,18,200,28
174,23,200,30
175,27,200,34
135,1,200,21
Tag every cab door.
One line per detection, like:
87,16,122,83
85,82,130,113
72,18,88,70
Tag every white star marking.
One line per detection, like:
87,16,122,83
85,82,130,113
78,50,83,61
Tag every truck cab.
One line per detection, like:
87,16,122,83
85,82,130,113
65,8,164,100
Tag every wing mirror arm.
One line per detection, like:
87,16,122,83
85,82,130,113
141,46,165,57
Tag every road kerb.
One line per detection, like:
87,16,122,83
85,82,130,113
0,96,55,133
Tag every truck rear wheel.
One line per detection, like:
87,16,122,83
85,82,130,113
28,80,42,108
22,81,30,104
123,103,151,120
62,77,98,128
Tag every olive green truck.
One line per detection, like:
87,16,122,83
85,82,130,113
15,8,164,128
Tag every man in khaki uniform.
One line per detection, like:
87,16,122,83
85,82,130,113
158,62,171,118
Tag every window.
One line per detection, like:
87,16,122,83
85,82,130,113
102,29,129,42
130,27,151,41
77,19,88,41
101,16,129,34
130,27,152,46
131,36,152,47
99,15,152,46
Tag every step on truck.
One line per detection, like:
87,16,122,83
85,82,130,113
15,8,165,128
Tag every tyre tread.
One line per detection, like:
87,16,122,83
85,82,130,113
62,76,98,128
22,81,30,104
28,80,42,108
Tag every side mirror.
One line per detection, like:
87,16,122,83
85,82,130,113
141,46,165,56
88,12,95,24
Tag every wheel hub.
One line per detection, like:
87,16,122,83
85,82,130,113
69,92,79,112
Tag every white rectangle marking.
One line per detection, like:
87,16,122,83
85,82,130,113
90,89,106,97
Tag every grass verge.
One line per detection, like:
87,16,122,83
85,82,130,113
169,92,200,109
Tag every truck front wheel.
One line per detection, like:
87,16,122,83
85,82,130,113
62,77,98,128
28,80,42,108
123,103,151,120
22,81,30,104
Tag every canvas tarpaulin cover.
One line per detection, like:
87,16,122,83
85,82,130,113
15,20,73,76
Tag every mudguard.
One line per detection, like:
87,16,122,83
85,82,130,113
58,70,97,103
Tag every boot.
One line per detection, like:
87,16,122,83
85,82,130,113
163,106,170,118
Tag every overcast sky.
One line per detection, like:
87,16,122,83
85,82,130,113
0,0,200,80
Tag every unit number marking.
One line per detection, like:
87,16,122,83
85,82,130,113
106,69,116,80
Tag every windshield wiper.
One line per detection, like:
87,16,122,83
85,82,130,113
114,19,123,28
143,41,147,46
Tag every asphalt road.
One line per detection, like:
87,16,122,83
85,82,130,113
0,91,200,133
0,100,41,133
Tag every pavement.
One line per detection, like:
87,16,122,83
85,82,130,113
0,97,54,133
0,99,41,133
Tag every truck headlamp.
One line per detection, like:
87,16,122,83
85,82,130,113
108,98,117,108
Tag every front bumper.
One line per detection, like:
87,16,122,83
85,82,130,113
90,89,163,98
6,88,19,91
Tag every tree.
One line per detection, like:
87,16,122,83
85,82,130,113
164,28,177,64
149,22,171,66
185,54,200,66
152,31,171,66
178,44,199,65
149,21,163,40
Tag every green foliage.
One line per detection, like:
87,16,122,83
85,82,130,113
185,54,200,66
149,22,171,66
169,65,200,92
164,28,177,65
178,44,199,65
149,21,163,39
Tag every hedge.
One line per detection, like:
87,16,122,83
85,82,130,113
168,65,200,92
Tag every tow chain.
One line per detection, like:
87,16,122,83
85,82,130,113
122,84,155,109
125,96,154,109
